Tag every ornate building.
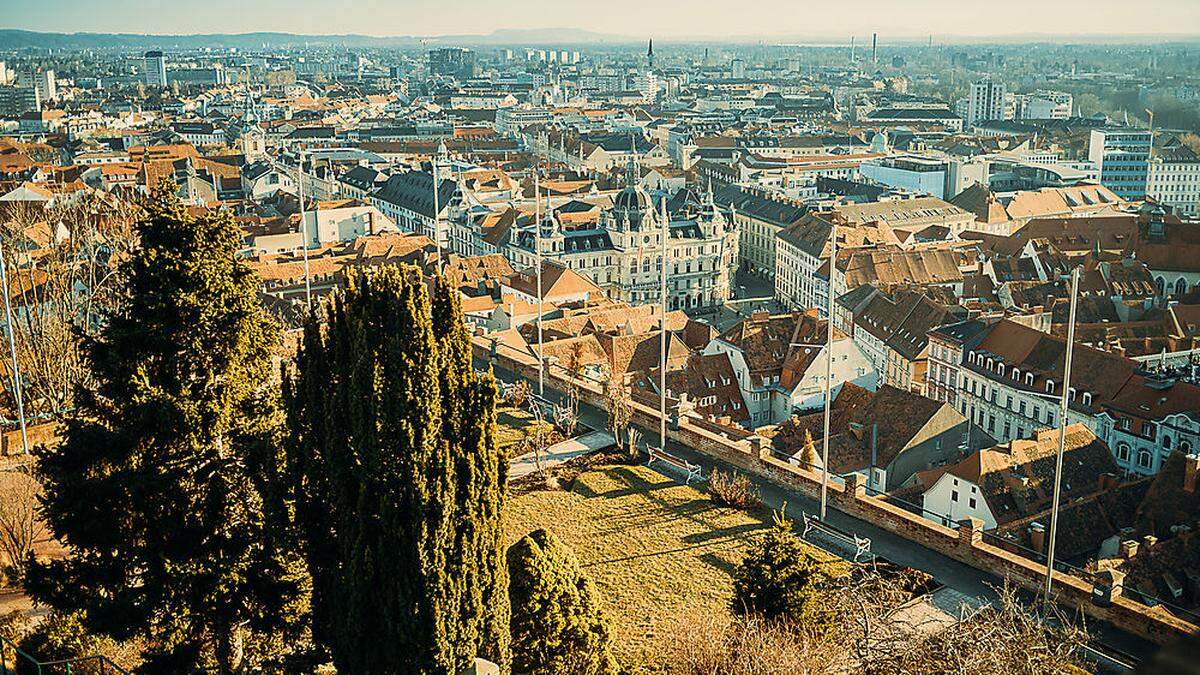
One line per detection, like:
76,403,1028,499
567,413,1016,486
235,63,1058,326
507,167,738,310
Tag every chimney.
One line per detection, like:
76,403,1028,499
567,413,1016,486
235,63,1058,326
1098,472,1118,492
1029,522,1046,553
1185,454,1200,494
1120,539,1139,559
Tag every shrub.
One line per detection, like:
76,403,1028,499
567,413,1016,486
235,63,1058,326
709,469,761,510
508,528,619,675
731,512,841,626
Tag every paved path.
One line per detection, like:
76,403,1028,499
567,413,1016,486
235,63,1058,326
509,430,615,480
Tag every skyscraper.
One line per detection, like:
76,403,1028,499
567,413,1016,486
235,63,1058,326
967,77,1006,127
34,70,56,101
1089,128,1152,200
144,51,167,87
428,48,476,80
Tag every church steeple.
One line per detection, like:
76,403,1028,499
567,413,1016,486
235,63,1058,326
647,38,655,69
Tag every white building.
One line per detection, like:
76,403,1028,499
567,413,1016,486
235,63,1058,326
968,77,1006,126
144,51,168,87
1147,145,1200,217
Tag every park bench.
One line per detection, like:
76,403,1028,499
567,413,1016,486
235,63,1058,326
801,511,872,562
648,445,703,485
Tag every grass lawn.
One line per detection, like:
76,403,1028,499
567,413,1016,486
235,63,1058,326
505,464,839,670
494,405,536,452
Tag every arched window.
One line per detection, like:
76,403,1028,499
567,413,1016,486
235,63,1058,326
1012,368,1021,381
1082,392,1093,406
1176,277,1189,297
1163,434,1173,449
1026,373,1035,386
1155,276,1166,294
1116,443,1131,461
1046,379,1055,394
1137,449,1153,469
1182,441,1193,454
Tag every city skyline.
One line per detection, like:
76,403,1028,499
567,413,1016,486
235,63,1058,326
6,0,1200,42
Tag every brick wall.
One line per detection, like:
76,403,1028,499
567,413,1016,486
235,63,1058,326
477,338,1198,646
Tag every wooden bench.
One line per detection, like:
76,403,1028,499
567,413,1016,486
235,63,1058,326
648,445,703,485
801,512,872,561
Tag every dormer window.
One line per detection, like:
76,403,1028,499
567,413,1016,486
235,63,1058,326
1025,373,1035,386
1082,392,1093,406
1068,387,1077,402
997,364,1005,377
1046,380,1055,394
1012,368,1020,381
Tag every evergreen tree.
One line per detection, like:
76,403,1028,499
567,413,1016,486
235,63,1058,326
26,181,308,673
284,267,508,674
507,529,618,675
732,512,839,626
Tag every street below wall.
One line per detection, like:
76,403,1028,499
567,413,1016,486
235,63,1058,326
481,356,1155,670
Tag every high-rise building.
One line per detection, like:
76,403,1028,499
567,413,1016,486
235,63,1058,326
1089,128,1152,200
144,51,167,87
730,58,746,79
34,70,56,102
0,62,9,85
967,77,1006,126
428,47,476,80
0,86,40,116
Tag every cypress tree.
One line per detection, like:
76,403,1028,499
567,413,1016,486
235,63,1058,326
507,528,618,675
285,267,508,674
26,181,308,672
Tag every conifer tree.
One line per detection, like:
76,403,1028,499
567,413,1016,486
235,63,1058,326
507,529,618,675
26,181,308,672
732,512,839,626
284,267,508,674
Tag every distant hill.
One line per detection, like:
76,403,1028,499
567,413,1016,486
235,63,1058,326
0,27,641,51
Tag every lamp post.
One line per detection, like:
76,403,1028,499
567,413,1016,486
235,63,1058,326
659,196,669,455
534,167,544,397
297,153,313,309
1043,265,1081,605
432,152,443,271
0,243,28,455
820,219,838,521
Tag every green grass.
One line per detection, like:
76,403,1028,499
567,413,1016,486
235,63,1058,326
505,464,841,669
495,405,536,452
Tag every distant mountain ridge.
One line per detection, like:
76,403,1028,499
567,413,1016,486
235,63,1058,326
1,27,1196,51
0,27,640,51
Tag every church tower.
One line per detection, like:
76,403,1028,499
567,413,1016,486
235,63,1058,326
647,39,655,70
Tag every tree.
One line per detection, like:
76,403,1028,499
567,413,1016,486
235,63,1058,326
284,267,508,674
507,529,618,675
731,512,841,625
605,376,636,457
0,196,138,417
25,181,308,673
0,466,45,583
16,610,140,675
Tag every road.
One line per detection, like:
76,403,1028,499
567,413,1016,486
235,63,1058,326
483,358,1154,669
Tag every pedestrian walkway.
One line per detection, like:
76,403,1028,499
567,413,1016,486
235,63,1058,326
509,430,615,480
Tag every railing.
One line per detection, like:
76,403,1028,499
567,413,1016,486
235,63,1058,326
0,636,129,675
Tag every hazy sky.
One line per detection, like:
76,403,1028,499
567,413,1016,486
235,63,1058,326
7,0,1200,38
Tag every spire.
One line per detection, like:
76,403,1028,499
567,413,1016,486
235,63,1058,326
647,38,655,69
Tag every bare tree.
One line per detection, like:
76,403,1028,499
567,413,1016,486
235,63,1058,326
0,466,45,582
605,376,633,456
1,196,139,418
666,566,1090,675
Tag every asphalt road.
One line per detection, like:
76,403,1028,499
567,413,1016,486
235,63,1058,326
482,358,1154,669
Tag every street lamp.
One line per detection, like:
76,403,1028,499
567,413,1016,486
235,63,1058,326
534,167,544,397
659,196,669,456
820,219,838,521
1043,264,1081,606
0,242,29,455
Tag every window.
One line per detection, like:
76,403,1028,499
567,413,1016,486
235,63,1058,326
1137,450,1153,469
988,415,996,433
951,490,959,502
1047,411,1055,426
1046,379,1055,394
1033,405,1041,422
1116,443,1131,461
969,497,977,509
1162,434,1173,449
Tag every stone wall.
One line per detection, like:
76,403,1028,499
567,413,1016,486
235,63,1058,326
477,339,1198,645
1,420,61,456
